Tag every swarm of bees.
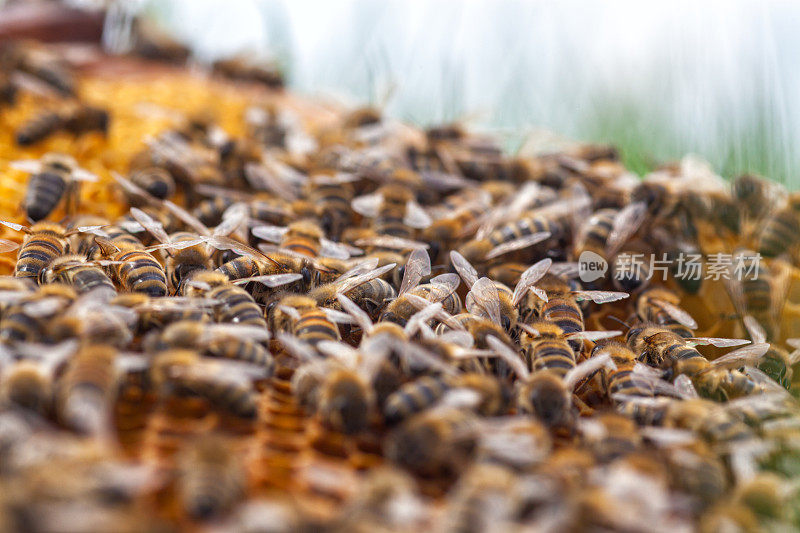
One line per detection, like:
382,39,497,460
0,41,798,533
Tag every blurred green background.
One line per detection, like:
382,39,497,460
141,0,800,188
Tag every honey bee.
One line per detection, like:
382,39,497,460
0,283,78,342
0,340,77,414
450,251,518,334
732,173,785,227
62,104,109,138
56,343,118,436
280,334,375,435
351,184,432,240
11,153,99,222
380,248,462,326
151,349,266,419
444,463,522,532
15,110,64,146
212,55,283,88
383,371,510,425
252,218,360,261
386,406,478,477
308,259,397,318
519,318,620,376
742,316,799,389
178,435,246,520
268,295,347,346
94,239,167,297
635,286,698,331
486,336,614,431
303,172,357,239
147,319,273,371
38,254,117,297
110,293,216,334
124,167,175,203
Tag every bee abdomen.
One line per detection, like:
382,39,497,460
118,251,168,297
16,111,63,146
210,286,266,328
15,238,65,279
384,376,450,425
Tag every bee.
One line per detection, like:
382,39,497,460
450,251,518,334
304,172,357,239
147,319,273,371
444,463,521,533
626,323,768,399
732,173,784,225
386,406,478,477
11,153,99,222
56,343,118,436
38,254,117,297
351,183,432,240
14,110,64,146
178,435,246,520
380,248,462,326
308,259,397,318
95,239,167,297
0,283,77,342
269,295,344,346
151,349,266,419
111,293,216,334
0,340,77,415
591,341,655,400
212,55,283,87
514,260,628,350
0,275,35,315
383,371,510,425
280,335,375,435
741,316,798,390
486,336,613,431
252,219,360,261
519,319,618,376
635,286,698,331
578,411,642,463
62,104,110,138
124,167,176,202
16,45,76,96
756,192,800,258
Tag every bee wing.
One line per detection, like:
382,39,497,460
251,224,288,244
233,273,303,287
203,324,270,343
323,308,356,324
404,301,444,337
564,352,616,390
440,388,483,410
652,299,698,329
317,340,360,368
485,232,551,260
549,261,580,279
22,297,67,317
512,258,552,306
9,159,43,173
606,201,647,256
420,170,478,191
351,193,383,218
425,273,461,302
572,290,629,304
438,329,474,348
16,339,78,369
335,257,379,282
208,236,280,266
403,201,432,229
146,237,208,251
0,239,19,253
449,250,479,287
336,294,373,333
320,238,360,260
404,294,466,331
688,337,751,348
244,162,298,202
517,323,541,338
673,374,700,398
466,277,502,326
485,335,529,380
353,235,429,250
743,315,768,344
399,248,431,295
310,172,359,186
71,168,99,183
706,343,770,370
129,207,170,244
135,296,220,311
741,367,793,397
276,332,319,361
161,199,211,236
0,220,28,233
337,263,397,294
214,203,249,236
566,330,623,342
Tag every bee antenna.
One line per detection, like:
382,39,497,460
607,315,631,330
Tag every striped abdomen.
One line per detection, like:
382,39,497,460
411,283,463,315
758,208,800,258
193,197,235,227
115,250,167,297
63,265,116,295
282,235,320,258
15,234,65,279
383,375,450,425
294,308,340,346
530,339,575,378
206,339,274,372
487,215,561,248
16,111,63,147
208,285,266,328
